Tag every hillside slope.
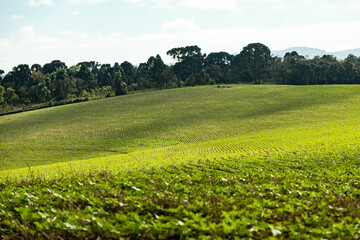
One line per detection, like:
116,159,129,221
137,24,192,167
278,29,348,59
1,85,360,177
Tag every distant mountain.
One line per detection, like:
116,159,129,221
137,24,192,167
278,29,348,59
272,47,326,59
272,47,360,60
330,48,360,60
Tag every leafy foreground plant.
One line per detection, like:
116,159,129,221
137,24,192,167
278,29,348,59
1,153,360,239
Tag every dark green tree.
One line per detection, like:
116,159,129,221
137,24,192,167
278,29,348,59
121,61,135,85
42,60,67,75
206,52,233,84
0,85,4,104
206,52,233,68
282,51,307,85
2,64,34,101
343,54,360,84
98,64,114,87
267,56,284,84
136,63,152,89
167,45,205,86
77,64,97,90
31,64,42,73
77,61,100,76
207,64,224,84
51,68,76,100
0,69,4,85
30,70,46,85
232,43,272,83
283,51,305,66
290,61,313,85
147,55,168,88
5,87,19,104
36,82,50,102
113,70,127,95
3,64,31,89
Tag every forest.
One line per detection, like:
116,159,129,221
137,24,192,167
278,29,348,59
1,42,360,112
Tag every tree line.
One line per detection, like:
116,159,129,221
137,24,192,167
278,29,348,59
1,42,360,109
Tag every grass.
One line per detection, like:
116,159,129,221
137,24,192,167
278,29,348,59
1,85,360,174
1,153,360,239
1,84,360,238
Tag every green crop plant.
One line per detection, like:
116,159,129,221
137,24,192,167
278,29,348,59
1,85,360,174
1,85,360,238
1,153,360,239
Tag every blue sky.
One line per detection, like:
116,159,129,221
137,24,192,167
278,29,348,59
1,0,360,72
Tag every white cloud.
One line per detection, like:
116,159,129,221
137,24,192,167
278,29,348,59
2,21,360,73
274,3,293,12
11,15,24,20
123,0,239,10
240,0,282,3
122,0,173,8
289,21,360,51
131,21,360,54
121,0,360,13
322,0,360,11
71,10,80,16
162,19,200,31
239,0,360,12
179,0,239,11
123,0,142,3
19,25,36,38
66,0,109,4
29,0,110,5
28,0,54,6
59,30,75,36
0,39,11,53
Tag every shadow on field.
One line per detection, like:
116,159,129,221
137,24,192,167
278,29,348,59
118,86,358,143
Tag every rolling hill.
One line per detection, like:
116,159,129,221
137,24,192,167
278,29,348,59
1,84,360,177
272,46,360,59
1,85,360,238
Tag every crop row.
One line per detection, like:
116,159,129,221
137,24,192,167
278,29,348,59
2,85,360,171
1,124,359,181
1,152,360,239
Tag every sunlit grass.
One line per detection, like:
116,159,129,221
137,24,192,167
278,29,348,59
2,85,360,238
1,84,360,178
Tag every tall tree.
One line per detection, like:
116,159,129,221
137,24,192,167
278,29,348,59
36,81,50,102
77,64,97,90
31,64,42,73
113,70,127,95
98,64,113,87
42,60,67,75
5,87,19,104
283,51,305,66
0,85,4,104
0,69,4,85
30,70,46,85
232,43,272,83
136,63,152,89
282,51,306,85
167,45,205,86
147,55,168,88
121,61,135,85
206,52,233,84
206,52,233,68
2,64,33,100
343,54,360,84
51,68,76,100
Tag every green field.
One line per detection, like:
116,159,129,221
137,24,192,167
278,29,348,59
1,85,360,176
1,85,360,238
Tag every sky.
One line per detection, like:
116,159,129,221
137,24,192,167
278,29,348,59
1,0,360,72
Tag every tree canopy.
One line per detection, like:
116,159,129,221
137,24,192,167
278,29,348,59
2,42,360,112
